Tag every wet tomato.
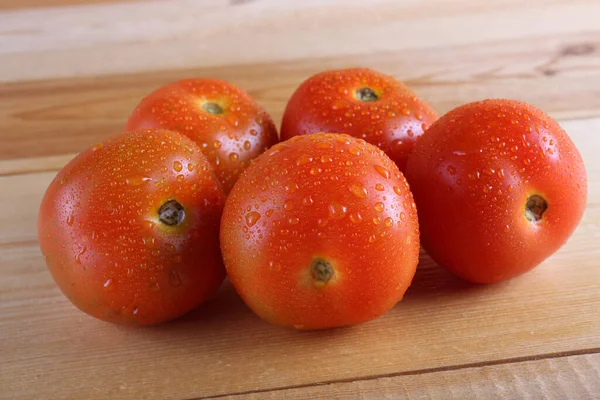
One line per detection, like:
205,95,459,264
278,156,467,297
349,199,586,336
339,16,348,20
220,133,420,330
405,99,587,284
38,130,226,325
280,68,437,171
125,78,279,194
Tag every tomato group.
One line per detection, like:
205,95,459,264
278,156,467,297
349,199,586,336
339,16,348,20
280,68,437,171
220,133,420,330
38,130,226,325
405,99,587,283
126,78,279,194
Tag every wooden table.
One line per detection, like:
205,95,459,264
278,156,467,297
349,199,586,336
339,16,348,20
1,1,599,399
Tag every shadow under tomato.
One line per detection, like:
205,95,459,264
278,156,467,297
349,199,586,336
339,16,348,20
401,249,488,303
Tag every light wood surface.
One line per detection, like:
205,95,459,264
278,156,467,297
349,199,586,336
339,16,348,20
1,1,599,399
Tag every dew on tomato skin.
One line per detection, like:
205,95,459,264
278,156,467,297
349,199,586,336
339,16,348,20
103,279,114,290
372,216,381,225
400,212,406,222
373,165,390,179
349,212,363,224
172,160,183,172
245,211,261,227
169,270,182,287
296,155,313,166
302,196,314,206
374,202,384,212
376,183,385,191
283,200,294,211
288,217,300,225
348,183,368,199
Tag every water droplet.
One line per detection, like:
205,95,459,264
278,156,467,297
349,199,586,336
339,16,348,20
407,129,414,137
66,214,75,226
288,217,300,225
349,147,361,156
169,270,182,287
149,280,160,292
173,160,183,172
368,234,377,243
284,200,294,211
229,152,239,162
302,196,314,206
320,155,333,163
213,140,222,149
384,217,393,227
328,202,347,220
284,184,299,194
373,165,390,179
348,183,368,199
265,209,274,217
400,212,406,222
243,141,251,150
310,167,322,175
103,279,114,290
296,155,313,166
374,202,384,212
375,183,385,191
245,211,261,227
372,216,381,225
349,212,363,224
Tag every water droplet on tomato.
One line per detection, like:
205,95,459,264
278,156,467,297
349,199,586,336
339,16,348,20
169,270,182,287
245,211,261,227
348,183,368,198
328,202,347,220
374,202,384,212
296,155,313,166
373,165,390,179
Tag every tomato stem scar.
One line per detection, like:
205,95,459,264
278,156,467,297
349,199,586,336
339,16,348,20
158,200,185,226
355,87,379,102
310,258,334,284
525,195,547,222
202,102,223,115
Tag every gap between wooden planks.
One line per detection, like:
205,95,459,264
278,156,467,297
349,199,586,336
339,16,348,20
1,118,599,399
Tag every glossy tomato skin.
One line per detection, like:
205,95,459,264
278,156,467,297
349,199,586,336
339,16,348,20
405,99,587,284
221,133,420,330
280,68,437,172
38,130,226,325
125,78,279,194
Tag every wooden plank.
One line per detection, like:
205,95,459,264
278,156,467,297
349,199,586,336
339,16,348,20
217,353,600,400
1,118,599,398
0,0,599,82
2,30,600,161
0,0,139,11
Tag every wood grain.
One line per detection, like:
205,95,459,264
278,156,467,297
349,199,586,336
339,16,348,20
2,118,599,398
2,1,600,399
1,0,600,82
2,30,600,161
218,353,600,400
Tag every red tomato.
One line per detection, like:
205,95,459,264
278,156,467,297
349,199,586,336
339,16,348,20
125,78,279,194
220,133,420,330
38,130,226,325
280,68,437,171
405,99,587,284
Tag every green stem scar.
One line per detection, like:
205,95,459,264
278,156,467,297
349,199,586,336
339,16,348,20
310,258,334,284
355,87,379,102
525,195,547,222
202,102,223,115
158,200,185,226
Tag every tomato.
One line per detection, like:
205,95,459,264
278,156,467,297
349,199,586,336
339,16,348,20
220,133,420,330
405,99,587,284
280,68,437,172
125,78,279,194
38,130,226,325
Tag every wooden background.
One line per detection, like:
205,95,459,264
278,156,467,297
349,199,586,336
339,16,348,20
1,1,599,399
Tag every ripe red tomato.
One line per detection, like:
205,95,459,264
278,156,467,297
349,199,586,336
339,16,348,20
405,99,587,284
220,133,420,330
280,68,437,171
125,78,279,194
38,130,226,325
